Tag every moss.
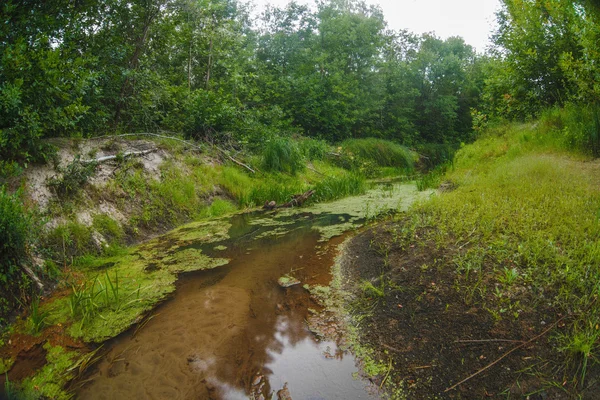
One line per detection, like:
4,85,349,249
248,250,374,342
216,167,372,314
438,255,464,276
19,343,79,400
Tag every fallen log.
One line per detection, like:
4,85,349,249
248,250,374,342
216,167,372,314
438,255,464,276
262,190,315,210
80,149,157,164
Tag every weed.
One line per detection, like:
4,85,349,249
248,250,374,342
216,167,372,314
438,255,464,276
299,137,329,161
68,272,143,331
4,373,18,400
361,280,385,298
28,296,49,335
499,267,519,286
47,156,97,198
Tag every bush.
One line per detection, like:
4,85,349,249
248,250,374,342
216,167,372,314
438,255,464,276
261,136,305,174
0,188,34,325
47,156,97,198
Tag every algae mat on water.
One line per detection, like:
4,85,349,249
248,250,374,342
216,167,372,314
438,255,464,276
44,219,231,343
44,183,429,344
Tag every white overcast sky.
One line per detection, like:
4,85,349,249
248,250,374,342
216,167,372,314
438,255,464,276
251,0,502,53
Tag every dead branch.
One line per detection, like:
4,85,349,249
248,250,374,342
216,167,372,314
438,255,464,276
307,164,328,177
262,190,316,210
214,145,256,174
86,132,204,151
21,264,44,291
281,190,315,208
80,149,157,164
444,315,568,393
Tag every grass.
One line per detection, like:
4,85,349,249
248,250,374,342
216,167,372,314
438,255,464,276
391,121,600,390
336,138,417,174
261,136,305,174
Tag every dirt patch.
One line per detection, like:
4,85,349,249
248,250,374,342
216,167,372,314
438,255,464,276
339,221,594,399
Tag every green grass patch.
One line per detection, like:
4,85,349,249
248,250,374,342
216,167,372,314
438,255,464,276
400,121,600,388
261,136,305,174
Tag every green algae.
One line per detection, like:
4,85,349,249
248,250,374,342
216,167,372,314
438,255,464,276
214,245,227,251
161,219,231,244
18,343,79,400
161,248,229,273
277,274,301,288
42,218,234,343
255,226,292,239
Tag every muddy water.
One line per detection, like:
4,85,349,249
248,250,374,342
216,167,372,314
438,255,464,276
76,184,430,399
76,212,375,400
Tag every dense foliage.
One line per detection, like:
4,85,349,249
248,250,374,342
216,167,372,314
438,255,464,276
0,189,33,325
0,0,483,166
480,0,600,155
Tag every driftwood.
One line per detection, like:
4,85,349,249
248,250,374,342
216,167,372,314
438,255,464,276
81,149,157,164
262,190,315,210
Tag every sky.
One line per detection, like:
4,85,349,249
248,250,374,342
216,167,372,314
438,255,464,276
251,0,502,53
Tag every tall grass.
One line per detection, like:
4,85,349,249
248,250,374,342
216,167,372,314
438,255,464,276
261,136,305,174
68,272,142,331
312,173,366,202
415,142,458,171
539,103,600,157
339,138,416,169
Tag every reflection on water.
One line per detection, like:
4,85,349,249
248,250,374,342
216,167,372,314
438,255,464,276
75,208,378,400
265,316,374,400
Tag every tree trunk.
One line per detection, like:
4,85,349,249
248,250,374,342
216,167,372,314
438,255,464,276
206,37,213,90
114,2,161,128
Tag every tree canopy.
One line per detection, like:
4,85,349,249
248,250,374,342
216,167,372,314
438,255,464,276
0,0,486,164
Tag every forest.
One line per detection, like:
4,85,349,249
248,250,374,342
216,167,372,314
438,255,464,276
2,0,600,398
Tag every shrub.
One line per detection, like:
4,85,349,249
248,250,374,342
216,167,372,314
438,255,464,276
47,156,97,198
261,136,305,174
0,188,34,325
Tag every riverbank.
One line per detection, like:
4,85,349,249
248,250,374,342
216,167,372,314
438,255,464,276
0,135,429,399
339,123,600,398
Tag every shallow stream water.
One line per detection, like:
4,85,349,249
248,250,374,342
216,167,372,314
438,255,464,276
74,183,430,400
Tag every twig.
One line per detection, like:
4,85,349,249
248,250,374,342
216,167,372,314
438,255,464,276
456,338,527,344
215,146,256,174
380,357,393,390
381,343,405,353
444,315,568,393
307,164,328,177
411,365,435,370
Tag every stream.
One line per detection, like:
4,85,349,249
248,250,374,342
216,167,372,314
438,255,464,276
74,183,431,400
